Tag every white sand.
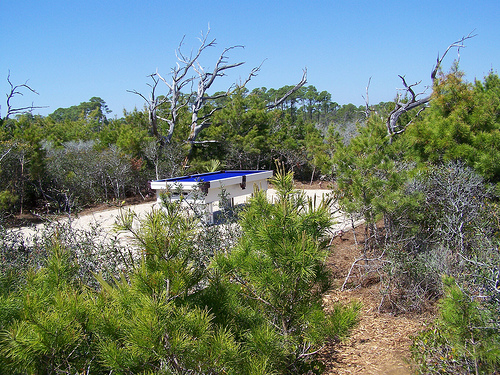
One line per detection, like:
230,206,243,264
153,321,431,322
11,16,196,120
12,189,360,243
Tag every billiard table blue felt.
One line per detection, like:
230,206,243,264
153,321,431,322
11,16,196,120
157,170,265,183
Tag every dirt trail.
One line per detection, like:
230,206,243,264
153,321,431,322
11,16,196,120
320,225,431,374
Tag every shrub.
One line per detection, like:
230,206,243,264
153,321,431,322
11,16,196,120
382,162,497,311
411,276,500,374
0,190,18,220
0,168,358,374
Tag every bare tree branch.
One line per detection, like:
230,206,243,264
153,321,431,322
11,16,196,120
240,59,265,88
131,27,252,146
431,30,477,81
385,31,477,137
266,68,308,110
130,27,307,147
127,73,169,144
363,77,372,118
187,43,245,142
0,143,15,163
3,71,46,120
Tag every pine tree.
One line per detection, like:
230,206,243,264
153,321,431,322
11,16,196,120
212,165,360,373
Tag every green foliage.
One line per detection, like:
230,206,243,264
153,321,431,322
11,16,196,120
88,275,240,374
1,152,361,373
193,85,368,178
114,199,206,299
407,69,500,183
0,197,243,374
0,74,437,372
411,277,500,374
0,237,90,374
213,166,359,372
0,190,17,216
206,89,273,170
203,159,223,173
333,115,409,239
49,97,110,126
97,110,152,158
0,81,377,216
304,123,333,179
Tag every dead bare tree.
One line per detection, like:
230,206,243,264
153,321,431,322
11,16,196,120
130,28,245,146
187,44,245,143
1,71,45,120
131,28,308,147
128,74,167,142
156,32,218,144
386,31,476,137
363,77,373,119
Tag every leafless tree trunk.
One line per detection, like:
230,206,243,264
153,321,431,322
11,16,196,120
0,143,14,163
385,32,476,137
363,77,372,119
1,71,45,120
130,28,245,146
18,149,27,215
131,28,309,147
187,44,245,142
128,74,167,142
157,32,216,143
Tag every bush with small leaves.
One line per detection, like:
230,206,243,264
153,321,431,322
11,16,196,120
382,162,498,311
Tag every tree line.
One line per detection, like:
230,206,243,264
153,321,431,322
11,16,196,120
0,80,376,217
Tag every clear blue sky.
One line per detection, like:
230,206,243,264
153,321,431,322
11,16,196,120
1,0,499,118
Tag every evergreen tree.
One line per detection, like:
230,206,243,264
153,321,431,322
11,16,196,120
212,166,359,373
408,69,500,184
332,115,408,247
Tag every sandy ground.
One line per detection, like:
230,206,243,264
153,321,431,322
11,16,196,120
321,224,430,374
14,189,360,243
13,189,358,238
